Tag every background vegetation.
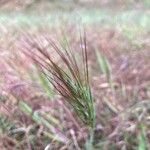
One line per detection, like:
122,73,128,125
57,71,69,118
0,0,150,149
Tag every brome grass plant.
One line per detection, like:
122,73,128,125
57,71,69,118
23,33,96,148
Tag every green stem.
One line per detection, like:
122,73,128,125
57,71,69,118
86,103,96,150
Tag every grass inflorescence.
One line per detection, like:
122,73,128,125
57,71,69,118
23,33,95,129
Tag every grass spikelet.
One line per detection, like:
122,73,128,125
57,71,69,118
23,34,95,129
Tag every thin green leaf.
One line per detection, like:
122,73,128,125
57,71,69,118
95,49,111,81
138,125,147,150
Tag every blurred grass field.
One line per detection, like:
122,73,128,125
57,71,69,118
0,0,150,150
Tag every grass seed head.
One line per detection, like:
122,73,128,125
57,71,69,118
24,34,95,128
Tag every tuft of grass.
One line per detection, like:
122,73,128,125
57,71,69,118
23,33,96,148
23,34,95,128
